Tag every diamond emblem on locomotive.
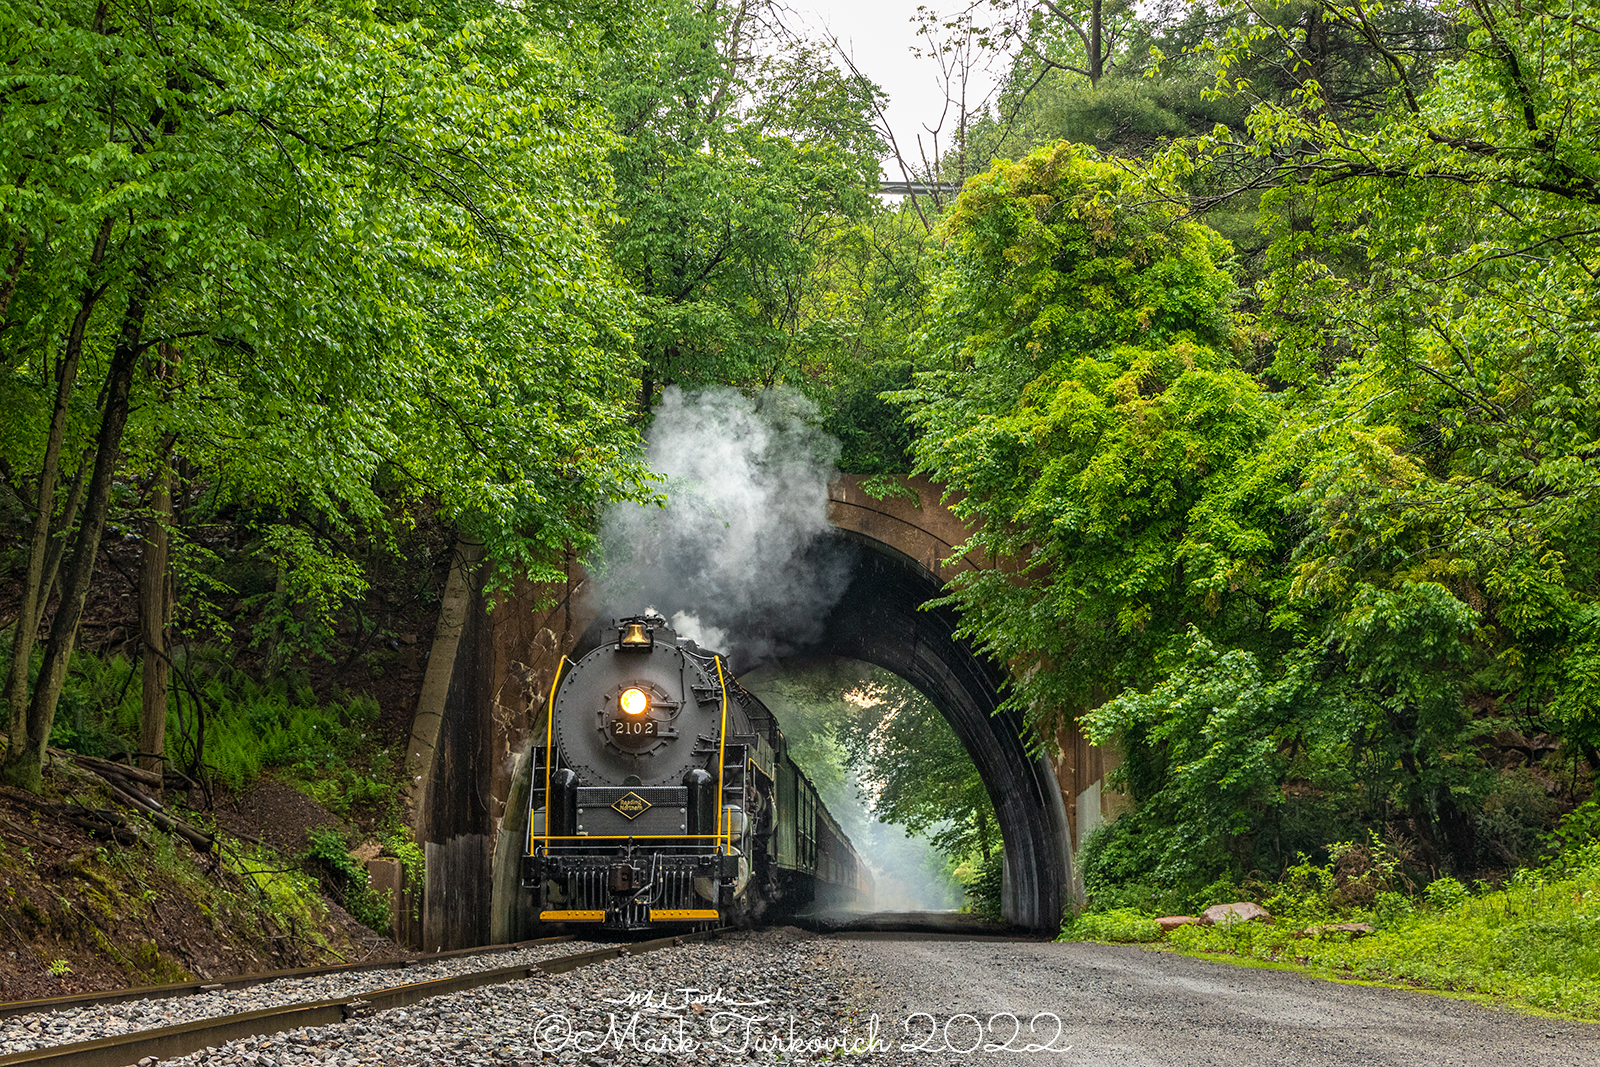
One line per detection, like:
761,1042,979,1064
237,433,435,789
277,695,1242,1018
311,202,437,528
611,792,651,819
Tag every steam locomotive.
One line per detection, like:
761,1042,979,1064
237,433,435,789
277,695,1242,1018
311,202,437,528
521,613,869,931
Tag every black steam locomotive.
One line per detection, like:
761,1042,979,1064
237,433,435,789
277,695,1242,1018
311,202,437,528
521,613,869,931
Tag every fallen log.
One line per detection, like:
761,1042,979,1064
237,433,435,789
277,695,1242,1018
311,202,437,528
107,781,214,853
66,752,164,788
55,814,139,845
15,796,140,845
0,814,64,849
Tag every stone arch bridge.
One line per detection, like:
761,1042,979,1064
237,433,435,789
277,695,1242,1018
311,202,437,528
397,477,1122,948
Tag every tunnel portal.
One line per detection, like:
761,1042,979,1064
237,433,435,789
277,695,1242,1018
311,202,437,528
796,532,1072,930
407,478,1082,945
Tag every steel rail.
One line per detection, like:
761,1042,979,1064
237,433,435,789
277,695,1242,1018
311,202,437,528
0,933,716,1067
0,936,577,1022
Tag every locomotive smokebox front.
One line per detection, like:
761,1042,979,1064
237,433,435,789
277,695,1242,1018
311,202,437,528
554,615,722,792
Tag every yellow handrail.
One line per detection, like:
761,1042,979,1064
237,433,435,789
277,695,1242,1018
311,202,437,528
536,656,573,853
714,655,730,853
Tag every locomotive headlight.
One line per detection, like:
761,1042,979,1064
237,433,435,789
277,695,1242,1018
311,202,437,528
619,687,650,716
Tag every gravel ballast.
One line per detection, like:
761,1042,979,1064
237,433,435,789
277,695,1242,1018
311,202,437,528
0,940,602,1055
151,928,878,1066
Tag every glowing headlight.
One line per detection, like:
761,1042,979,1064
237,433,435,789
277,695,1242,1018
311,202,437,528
619,687,649,716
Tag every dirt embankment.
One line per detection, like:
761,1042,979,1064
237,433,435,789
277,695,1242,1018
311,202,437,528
0,502,455,1003
0,757,398,1003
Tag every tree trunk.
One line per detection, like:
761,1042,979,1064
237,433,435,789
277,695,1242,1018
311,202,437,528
138,447,174,782
1089,0,1103,86
3,269,150,792
637,366,655,417
2,218,113,747
31,447,91,634
1306,5,1328,103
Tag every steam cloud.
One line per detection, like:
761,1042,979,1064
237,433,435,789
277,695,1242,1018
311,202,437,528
595,386,851,665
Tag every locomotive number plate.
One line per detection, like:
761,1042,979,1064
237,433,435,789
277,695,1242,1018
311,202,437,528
611,720,658,737
612,792,652,819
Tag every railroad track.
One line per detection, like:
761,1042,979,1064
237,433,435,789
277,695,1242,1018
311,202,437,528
0,932,719,1067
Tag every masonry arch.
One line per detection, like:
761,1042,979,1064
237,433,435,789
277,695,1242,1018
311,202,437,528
795,530,1072,930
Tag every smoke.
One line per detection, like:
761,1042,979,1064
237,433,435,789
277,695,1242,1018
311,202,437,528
596,387,850,665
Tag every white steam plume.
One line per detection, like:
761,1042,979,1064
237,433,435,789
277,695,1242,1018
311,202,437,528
596,387,849,664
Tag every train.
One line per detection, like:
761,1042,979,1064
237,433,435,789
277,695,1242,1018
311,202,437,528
520,612,870,931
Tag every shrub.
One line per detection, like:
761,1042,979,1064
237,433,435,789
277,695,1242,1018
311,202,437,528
1058,907,1163,943
305,828,390,934
1542,798,1600,875
1423,876,1470,910
963,849,1005,918
1326,830,1414,908
1163,802,1600,1018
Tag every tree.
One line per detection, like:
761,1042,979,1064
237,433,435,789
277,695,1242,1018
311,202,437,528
847,675,999,862
985,0,1600,885
752,663,999,868
982,0,1140,88
1186,0,1600,762
603,0,884,411
0,0,647,789
896,142,1283,726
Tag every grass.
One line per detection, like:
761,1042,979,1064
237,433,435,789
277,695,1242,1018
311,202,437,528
1165,864,1600,1018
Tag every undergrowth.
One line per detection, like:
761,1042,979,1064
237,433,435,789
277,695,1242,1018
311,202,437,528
48,648,393,806
1064,804,1600,1019
44,646,415,936
79,825,340,968
959,849,1006,919
1058,907,1163,943
142,830,335,955
1169,864,1600,1018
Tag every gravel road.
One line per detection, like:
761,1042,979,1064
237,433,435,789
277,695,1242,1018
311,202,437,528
830,933,1600,1066
35,928,1594,1066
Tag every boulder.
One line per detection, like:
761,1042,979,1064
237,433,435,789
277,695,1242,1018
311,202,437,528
1299,922,1375,939
1154,915,1200,933
1199,901,1273,926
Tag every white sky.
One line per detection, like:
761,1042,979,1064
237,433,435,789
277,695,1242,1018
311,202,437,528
784,1,1004,176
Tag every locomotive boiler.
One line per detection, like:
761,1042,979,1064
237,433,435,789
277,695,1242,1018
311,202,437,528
521,613,868,931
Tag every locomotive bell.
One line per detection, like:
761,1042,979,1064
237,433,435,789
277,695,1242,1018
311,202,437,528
618,621,652,649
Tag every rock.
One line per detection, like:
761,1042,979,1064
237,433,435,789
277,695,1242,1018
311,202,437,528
1300,922,1375,939
1200,902,1273,926
1154,915,1200,933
